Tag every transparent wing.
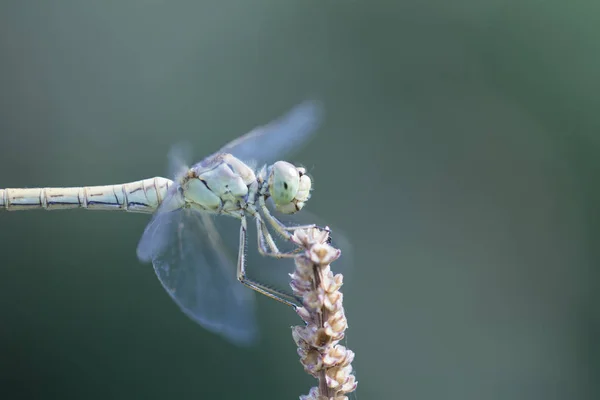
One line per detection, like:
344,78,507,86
167,141,193,180
136,196,257,346
217,101,324,166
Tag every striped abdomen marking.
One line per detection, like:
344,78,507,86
0,177,172,213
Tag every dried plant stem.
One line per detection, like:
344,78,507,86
290,228,357,400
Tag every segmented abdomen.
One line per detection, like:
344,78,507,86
0,177,172,213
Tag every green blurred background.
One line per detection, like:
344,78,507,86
0,1,597,399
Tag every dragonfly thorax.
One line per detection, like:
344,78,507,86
181,154,256,213
267,161,311,214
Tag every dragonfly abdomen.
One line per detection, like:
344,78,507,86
0,177,172,213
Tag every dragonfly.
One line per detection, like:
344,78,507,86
0,101,346,346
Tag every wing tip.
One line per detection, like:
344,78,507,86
292,99,325,128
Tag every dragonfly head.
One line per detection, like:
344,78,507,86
268,161,311,214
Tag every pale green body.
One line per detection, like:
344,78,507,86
0,177,172,213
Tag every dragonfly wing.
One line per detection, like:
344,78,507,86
217,101,324,166
166,142,193,181
137,197,257,346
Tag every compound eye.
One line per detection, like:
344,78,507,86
270,161,300,206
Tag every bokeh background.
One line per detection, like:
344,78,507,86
0,1,597,399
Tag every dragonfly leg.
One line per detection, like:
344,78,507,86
237,215,299,307
258,196,329,240
256,213,280,253
255,213,302,259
